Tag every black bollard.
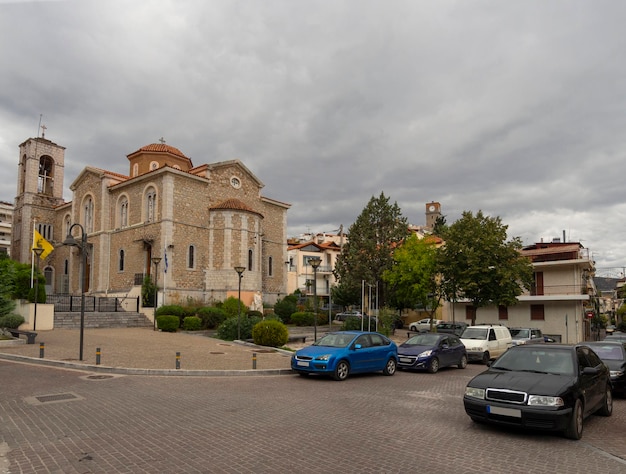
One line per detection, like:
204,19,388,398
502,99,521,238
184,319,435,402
39,342,44,359
96,347,101,365
252,352,257,369
176,351,181,369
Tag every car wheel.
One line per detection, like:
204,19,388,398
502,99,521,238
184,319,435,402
410,326,417,332
564,399,584,440
596,385,613,416
383,357,397,376
427,357,440,374
458,354,468,369
333,360,350,381
481,351,490,365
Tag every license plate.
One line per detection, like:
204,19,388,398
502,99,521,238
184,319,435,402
399,357,412,363
487,406,521,418
297,361,310,367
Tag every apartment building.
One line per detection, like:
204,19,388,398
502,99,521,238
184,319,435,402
0,201,13,256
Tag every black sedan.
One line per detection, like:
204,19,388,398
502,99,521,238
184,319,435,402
583,341,626,397
463,344,612,440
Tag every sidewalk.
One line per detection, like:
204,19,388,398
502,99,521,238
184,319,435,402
0,326,410,376
0,327,295,375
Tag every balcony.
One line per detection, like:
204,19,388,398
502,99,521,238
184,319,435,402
520,283,591,302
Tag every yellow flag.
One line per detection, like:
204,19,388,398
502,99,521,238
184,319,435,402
33,230,54,259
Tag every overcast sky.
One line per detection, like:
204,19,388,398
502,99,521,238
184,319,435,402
1,1,625,274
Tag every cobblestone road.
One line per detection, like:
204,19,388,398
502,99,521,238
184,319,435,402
1,360,625,473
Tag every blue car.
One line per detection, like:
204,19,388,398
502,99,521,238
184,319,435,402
291,331,398,381
397,333,468,373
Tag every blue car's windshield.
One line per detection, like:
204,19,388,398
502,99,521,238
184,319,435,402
313,333,354,348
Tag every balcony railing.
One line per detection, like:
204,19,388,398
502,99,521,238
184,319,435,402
528,284,590,296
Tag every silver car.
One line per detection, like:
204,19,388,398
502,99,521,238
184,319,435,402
510,327,544,345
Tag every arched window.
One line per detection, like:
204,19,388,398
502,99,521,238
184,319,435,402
120,197,128,228
64,215,71,238
268,256,273,276
248,249,253,271
44,267,53,286
84,196,94,232
119,249,125,272
38,155,54,195
145,187,156,222
188,245,195,269
133,163,138,177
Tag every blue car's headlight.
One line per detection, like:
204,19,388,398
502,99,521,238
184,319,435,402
527,395,564,407
465,387,485,399
316,354,332,361
418,350,433,358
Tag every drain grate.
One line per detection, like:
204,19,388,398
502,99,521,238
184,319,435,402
86,375,114,380
36,393,78,403
25,392,84,406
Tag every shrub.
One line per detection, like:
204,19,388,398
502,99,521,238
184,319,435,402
156,305,186,327
141,275,156,306
0,314,25,329
252,319,289,347
290,311,315,326
247,310,263,319
196,306,227,329
273,294,298,323
157,315,179,332
217,315,262,341
221,296,249,319
617,321,626,332
182,316,202,331
341,316,378,331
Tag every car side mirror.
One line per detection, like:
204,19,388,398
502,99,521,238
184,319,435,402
581,366,599,375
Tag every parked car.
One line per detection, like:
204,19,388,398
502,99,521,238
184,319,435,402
463,344,613,440
605,325,616,334
397,333,467,373
408,318,442,332
459,325,513,364
320,303,343,315
291,331,398,381
334,311,364,322
435,321,468,336
509,327,545,346
583,341,626,397
604,332,626,343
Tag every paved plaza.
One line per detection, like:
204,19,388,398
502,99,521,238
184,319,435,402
1,329,625,473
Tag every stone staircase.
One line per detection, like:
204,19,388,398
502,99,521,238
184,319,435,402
54,311,152,329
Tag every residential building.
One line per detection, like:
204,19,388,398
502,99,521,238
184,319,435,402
444,240,595,343
0,201,13,256
11,134,290,307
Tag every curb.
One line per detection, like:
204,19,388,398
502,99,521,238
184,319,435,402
0,352,295,377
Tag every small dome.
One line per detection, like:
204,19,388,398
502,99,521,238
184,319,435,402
135,143,188,159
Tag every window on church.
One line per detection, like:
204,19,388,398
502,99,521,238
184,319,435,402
146,188,156,222
119,249,125,272
36,223,53,241
84,197,94,233
188,245,195,269
133,163,138,177
120,198,128,228
248,249,253,271
268,256,273,276
37,155,54,195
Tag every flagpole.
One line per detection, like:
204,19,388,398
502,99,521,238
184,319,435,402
30,221,36,288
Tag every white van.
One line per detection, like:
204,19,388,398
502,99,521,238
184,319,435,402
460,325,512,364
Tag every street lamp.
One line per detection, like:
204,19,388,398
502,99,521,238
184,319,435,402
63,223,88,361
309,257,322,341
31,245,44,331
151,256,162,331
234,266,245,340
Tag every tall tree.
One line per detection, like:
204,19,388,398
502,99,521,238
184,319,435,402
383,234,441,328
438,210,534,325
334,192,409,309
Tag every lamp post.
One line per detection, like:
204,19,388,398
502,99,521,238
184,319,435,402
31,245,44,331
309,257,321,341
63,223,88,361
151,256,162,331
234,266,245,340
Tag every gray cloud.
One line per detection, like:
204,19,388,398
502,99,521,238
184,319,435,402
1,0,626,272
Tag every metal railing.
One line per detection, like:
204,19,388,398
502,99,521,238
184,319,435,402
47,294,140,312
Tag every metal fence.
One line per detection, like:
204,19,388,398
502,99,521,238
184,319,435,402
47,294,140,313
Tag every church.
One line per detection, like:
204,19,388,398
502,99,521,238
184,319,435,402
11,133,291,308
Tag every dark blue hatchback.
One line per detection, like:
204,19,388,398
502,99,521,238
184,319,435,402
397,333,467,373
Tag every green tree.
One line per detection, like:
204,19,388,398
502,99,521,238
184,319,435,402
383,234,441,329
438,210,534,325
334,192,409,309
0,256,17,317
